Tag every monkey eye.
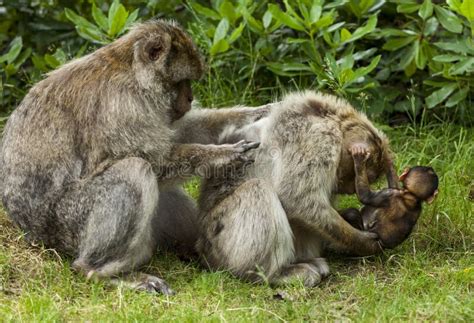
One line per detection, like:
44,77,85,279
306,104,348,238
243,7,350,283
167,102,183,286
368,220,377,229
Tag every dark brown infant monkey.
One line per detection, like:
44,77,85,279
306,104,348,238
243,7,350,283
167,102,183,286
340,145,439,249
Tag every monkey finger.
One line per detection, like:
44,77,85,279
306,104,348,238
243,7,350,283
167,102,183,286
242,141,260,151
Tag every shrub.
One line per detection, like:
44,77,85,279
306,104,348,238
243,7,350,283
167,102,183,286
0,0,472,123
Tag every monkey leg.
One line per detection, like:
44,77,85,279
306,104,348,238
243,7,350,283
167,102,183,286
196,178,295,282
56,157,172,294
153,187,199,259
272,223,330,287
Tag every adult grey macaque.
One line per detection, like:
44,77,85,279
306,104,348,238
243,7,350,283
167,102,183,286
194,91,396,287
0,20,260,294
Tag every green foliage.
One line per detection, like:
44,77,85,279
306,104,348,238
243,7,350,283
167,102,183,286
0,0,473,122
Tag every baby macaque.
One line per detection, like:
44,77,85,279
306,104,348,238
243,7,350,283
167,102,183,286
340,145,439,249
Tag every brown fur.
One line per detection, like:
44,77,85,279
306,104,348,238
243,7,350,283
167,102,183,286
340,150,439,249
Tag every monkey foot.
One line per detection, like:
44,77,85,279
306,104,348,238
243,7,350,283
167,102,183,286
133,274,175,295
274,262,327,288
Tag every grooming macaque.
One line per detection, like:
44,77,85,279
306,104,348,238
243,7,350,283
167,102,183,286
0,20,259,294
195,91,396,287
340,147,439,249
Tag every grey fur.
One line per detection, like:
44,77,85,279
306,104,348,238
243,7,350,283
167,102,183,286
195,91,392,286
0,20,258,294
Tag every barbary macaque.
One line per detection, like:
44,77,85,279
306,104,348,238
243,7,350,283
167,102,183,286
340,146,439,249
195,91,397,287
0,19,259,294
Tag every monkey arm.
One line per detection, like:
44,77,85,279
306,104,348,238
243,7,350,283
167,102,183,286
155,141,258,181
307,206,383,256
354,158,393,207
385,158,400,189
173,104,272,144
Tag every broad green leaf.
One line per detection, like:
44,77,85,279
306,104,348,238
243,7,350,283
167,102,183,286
397,3,420,13
353,55,381,79
347,15,377,42
266,62,313,76
314,13,334,30
108,0,128,37
287,37,309,44
415,40,428,69
213,19,229,44
434,40,472,54
338,55,354,70
434,6,463,33
77,25,108,44
459,0,474,21
433,54,464,62
5,63,18,77
340,28,352,42
423,16,439,36
268,4,306,31
32,55,48,72
460,0,474,36
64,8,98,31
449,57,474,74
283,0,305,24
262,10,272,29
377,28,417,37
210,39,229,55
310,3,322,23
353,48,377,60
383,36,417,51
425,83,457,108
327,22,346,32
190,2,220,20
241,10,264,33
339,68,356,86
44,54,60,69
298,2,310,24
92,4,109,32
423,80,453,87
53,48,67,65
399,41,417,70
445,87,468,107
228,23,245,43
219,1,237,24
445,86,469,108
124,9,139,30
447,0,462,13
0,36,22,64
13,47,31,69
419,0,433,20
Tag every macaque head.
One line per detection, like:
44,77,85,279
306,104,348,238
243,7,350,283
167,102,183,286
129,19,204,121
337,124,391,194
399,166,439,203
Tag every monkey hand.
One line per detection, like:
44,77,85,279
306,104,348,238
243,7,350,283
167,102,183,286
213,140,260,168
356,231,384,255
349,143,370,163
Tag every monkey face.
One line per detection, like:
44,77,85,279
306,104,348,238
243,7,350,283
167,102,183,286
337,144,382,194
170,80,193,121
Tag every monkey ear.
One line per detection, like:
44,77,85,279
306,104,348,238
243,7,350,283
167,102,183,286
425,189,438,204
398,168,410,181
145,40,165,61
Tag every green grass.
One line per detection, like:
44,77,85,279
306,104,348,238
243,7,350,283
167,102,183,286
0,121,473,321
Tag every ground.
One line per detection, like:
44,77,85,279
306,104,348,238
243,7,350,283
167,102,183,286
0,122,472,321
